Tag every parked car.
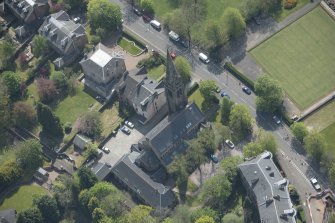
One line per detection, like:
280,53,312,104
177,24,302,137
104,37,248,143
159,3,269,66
150,19,161,30
168,30,180,42
170,52,176,59
102,147,110,153
273,115,281,125
73,17,81,23
310,178,321,191
125,121,134,129
142,14,151,22
220,91,230,99
199,52,210,64
225,139,235,149
242,86,251,95
210,154,219,164
179,38,188,48
120,126,131,135
133,7,142,16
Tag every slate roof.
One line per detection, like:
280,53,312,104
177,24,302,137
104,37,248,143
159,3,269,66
142,102,205,166
5,0,48,23
0,209,16,223
239,151,296,223
111,152,176,208
91,162,112,181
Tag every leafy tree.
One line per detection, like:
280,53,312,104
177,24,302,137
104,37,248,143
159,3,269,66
88,196,100,214
76,112,102,139
92,208,106,223
195,216,215,223
229,104,253,140
219,156,242,182
199,80,217,100
221,7,246,38
205,20,227,48
220,97,235,125
13,101,37,128
291,122,308,143
1,71,21,97
212,123,231,149
243,141,262,158
168,154,189,199
65,0,86,8
36,77,57,103
36,102,64,137
162,218,174,223
32,35,49,58
255,75,284,112
77,166,98,190
186,139,207,173
16,139,43,171
242,0,282,20
84,143,99,160
0,82,11,146
171,205,191,223
197,128,216,154
221,213,243,223
174,56,192,84
304,132,326,163
51,71,68,89
191,207,218,223
17,208,43,223
257,129,277,155
88,0,122,31
100,194,126,218
0,161,23,190
140,0,154,16
0,39,16,69
52,175,77,214
124,205,156,223
34,195,60,223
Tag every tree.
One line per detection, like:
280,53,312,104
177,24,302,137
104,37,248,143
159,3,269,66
17,208,43,223
186,139,207,173
220,97,235,125
16,139,43,171
205,20,227,48
124,205,156,223
51,71,68,89
195,216,215,223
0,161,23,190
304,132,326,163
229,104,253,140
13,101,37,128
76,112,102,139
36,77,57,103
36,102,64,137
221,213,243,223
191,207,218,223
171,205,191,223
212,123,231,149
243,141,262,158
168,154,189,200
257,129,277,154
197,128,216,154
84,143,99,160
0,82,11,146
65,0,86,8
219,156,242,182
174,56,192,84
52,175,77,215
140,0,154,16
88,0,122,31
77,166,98,190
291,122,308,143
221,7,246,38
242,0,281,20
32,35,49,58
34,195,60,223
1,71,21,97
255,75,284,112
92,208,106,223
0,38,16,69
199,80,217,100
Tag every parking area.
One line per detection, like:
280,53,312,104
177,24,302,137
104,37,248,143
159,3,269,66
99,125,144,167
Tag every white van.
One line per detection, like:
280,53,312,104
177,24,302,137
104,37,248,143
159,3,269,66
168,30,180,41
199,53,210,64
150,20,161,30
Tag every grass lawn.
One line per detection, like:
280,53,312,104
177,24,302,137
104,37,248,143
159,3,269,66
147,64,165,81
304,100,335,132
118,38,142,56
250,7,335,110
322,122,335,152
101,104,123,138
54,84,98,124
0,185,48,212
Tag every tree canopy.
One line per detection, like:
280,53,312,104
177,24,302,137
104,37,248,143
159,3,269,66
0,38,16,69
77,166,98,190
195,215,215,223
304,132,326,163
36,77,57,103
51,71,68,89
291,122,308,143
221,7,246,38
33,195,60,223
204,20,227,49
13,101,37,128
140,0,154,16
76,112,102,139
220,97,235,125
124,205,156,223
36,102,64,138
17,208,43,223
243,129,277,158
229,104,253,140
16,139,43,171
221,213,243,223
0,82,11,146
1,71,21,97
174,56,192,84
199,80,217,100
32,35,49,58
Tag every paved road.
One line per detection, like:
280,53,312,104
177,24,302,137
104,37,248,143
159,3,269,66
110,1,330,221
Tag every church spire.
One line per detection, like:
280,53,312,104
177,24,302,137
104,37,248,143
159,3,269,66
165,49,187,114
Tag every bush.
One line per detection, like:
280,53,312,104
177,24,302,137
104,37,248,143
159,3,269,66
284,0,297,9
123,30,146,49
224,62,254,90
64,122,72,134
137,54,165,69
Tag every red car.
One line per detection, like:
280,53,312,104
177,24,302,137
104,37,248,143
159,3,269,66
170,52,176,59
142,14,151,22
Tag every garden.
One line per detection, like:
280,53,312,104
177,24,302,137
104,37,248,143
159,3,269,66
250,7,335,110
117,37,142,56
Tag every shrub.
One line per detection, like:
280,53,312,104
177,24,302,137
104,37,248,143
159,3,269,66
122,30,146,49
137,54,165,69
284,0,297,9
64,122,72,134
224,62,254,90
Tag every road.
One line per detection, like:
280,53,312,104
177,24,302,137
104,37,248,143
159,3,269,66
110,1,328,221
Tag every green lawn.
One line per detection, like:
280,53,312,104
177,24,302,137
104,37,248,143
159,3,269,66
147,64,165,80
0,185,48,212
250,7,335,110
54,85,98,124
275,0,310,21
304,100,335,132
322,122,335,152
118,38,142,55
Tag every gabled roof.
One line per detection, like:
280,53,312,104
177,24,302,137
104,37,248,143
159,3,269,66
91,162,112,181
0,209,16,223
73,134,91,150
239,151,296,223
111,152,176,208
5,0,47,23
142,102,205,166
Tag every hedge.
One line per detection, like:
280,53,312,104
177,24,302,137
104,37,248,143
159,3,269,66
224,62,255,90
122,30,146,49
187,82,199,96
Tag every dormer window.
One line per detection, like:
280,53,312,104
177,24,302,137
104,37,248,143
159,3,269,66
17,1,24,8
43,24,50,34
50,29,57,39
22,6,29,13
60,37,68,48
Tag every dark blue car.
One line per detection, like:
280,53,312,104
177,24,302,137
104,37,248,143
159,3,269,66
220,91,230,99
242,86,251,95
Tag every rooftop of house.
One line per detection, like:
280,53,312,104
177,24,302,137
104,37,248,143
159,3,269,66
73,134,91,150
91,162,112,181
141,102,205,166
87,43,124,68
239,151,296,223
111,151,176,208
0,209,16,223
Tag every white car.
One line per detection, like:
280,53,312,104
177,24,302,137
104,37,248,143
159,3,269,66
273,115,281,125
102,147,110,153
225,139,235,149
310,178,321,191
125,121,134,129
73,17,81,23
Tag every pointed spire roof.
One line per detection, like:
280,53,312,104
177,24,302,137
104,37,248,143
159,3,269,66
166,49,180,83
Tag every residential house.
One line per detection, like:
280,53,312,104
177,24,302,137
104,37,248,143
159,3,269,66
117,66,167,125
0,209,16,223
91,162,112,181
34,167,49,182
238,151,297,223
38,10,87,68
4,0,49,24
80,43,127,98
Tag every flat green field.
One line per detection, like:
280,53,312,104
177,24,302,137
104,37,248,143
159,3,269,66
322,122,335,151
251,7,335,110
118,38,142,55
304,100,335,132
0,185,48,212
